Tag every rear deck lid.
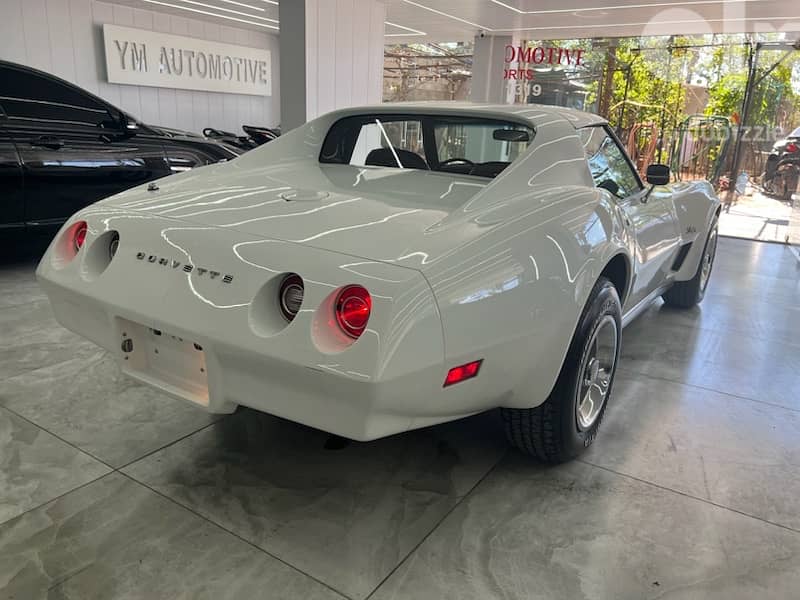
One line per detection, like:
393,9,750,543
106,162,487,261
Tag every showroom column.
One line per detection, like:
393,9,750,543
470,34,516,104
279,0,386,131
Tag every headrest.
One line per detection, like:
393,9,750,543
365,147,428,169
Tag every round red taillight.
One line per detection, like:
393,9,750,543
787,142,799,153
335,285,371,339
279,274,304,322
73,221,88,253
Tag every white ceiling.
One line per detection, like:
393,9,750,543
107,0,800,41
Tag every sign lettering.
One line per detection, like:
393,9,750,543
103,24,271,96
503,44,585,81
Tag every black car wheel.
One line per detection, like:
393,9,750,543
501,277,622,463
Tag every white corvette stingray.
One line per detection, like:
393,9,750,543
37,103,720,462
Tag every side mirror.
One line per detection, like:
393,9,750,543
122,116,140,135
646,163,670,186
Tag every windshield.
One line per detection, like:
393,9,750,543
789,126,800,139
320,114,535,179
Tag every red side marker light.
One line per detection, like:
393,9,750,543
444,359,483,387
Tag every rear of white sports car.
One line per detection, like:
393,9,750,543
36,201,452,440
37,103,654,461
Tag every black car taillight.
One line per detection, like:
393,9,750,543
108,232,120,260
279,274,304,322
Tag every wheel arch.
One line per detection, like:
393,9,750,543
599,253,631,306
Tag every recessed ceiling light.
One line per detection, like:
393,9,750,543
214,0,266,12
142,0,279,28
169,0,278,22
493,14,800,32
490,0,774,15
401,0,490,30
385,20,426,36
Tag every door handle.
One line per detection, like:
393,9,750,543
33,136,64,150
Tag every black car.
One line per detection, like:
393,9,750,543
0,60,241,235
772,126,800,156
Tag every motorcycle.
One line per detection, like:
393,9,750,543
762,128,800,201
763,153,800,201
202,125,280,152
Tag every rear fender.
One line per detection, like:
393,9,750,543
422,186,632,413
670,180,721,281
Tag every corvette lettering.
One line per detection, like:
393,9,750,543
135,251,234,283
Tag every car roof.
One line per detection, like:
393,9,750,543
327,101,607,130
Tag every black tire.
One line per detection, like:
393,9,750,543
662,218,718,308
501,277,622,463
782,168,798,201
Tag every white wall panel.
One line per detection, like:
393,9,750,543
367,0,385,105
0,1,26,65
292,0,384,128
334,0,354,109
47,0,78,84
0,0,280,133
22,0,53,72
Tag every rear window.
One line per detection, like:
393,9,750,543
320,114,534,178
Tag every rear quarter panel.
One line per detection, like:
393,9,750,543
669,180,721,281
410,112,633,416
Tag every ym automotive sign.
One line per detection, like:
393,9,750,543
102,24,271,96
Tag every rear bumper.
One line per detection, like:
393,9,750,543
35,212,457,440
40,280,453,440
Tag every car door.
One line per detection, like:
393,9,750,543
0,63,170,226
579,126,681,309
0,107,24,228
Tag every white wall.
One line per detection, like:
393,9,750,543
305,0,385,118
0,0,280,134
279,0,384,131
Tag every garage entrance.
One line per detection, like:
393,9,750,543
715,41,800,245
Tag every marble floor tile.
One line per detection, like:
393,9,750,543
371,458,800,600
123,408,507,599
0,265,47,310
0,473,344,600
619,313,800,411
0,300,100,381
0,353,220,468
585,372,800,531
715,236,799,280
632,294,800,350
702,263,800,306
0,405,109,526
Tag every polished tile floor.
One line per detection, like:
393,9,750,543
1,237,799,600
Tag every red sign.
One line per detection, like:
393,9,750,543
503,45,585,80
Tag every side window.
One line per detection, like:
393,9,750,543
0,66,114,128
579,126,643,198
433,121,532,164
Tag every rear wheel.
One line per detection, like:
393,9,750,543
781,166,799,201
662,219,718,308
501,277,621,463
